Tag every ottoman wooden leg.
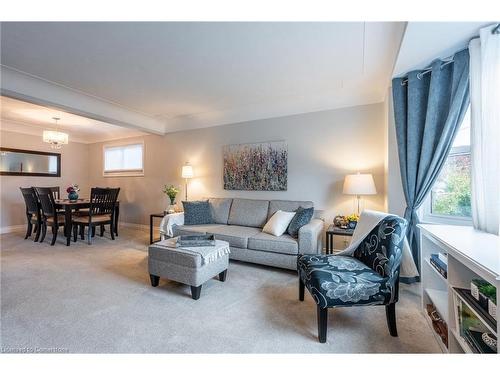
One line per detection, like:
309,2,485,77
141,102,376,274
219,269,227,282
150,274,160,287
191,285,202,300
299,278,305,301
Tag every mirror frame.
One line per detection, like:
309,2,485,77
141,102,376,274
0,147,61,177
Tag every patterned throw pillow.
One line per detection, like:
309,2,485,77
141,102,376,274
182,200,214,225
287,206,314,238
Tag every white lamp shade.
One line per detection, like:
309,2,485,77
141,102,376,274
42,130,69,145
343,173,377,195
181,164,194,178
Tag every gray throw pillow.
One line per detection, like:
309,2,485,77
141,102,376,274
182,200,214,225
287,206,314,238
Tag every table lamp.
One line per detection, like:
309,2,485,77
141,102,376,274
342,172,376,214
181,162,194,201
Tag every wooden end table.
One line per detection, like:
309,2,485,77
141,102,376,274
150,213,166,244
326,224,354,254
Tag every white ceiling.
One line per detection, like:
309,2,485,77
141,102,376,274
1,22,405,133
393,22,492,77
0,96,147,143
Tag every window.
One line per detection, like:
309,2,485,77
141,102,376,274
422,108,471,224
103,142,144,177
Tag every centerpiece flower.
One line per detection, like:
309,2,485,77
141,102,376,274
66,184,80,201
163,185,179,205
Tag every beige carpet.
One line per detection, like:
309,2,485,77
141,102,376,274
0,227,441,353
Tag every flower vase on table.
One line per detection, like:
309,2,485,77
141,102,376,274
346,213,359,229
163,184,180,214
66,184,80,201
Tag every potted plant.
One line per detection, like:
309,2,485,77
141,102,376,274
479,284,497,319
66,184,80,201
163,184,180,214
346,213,359,229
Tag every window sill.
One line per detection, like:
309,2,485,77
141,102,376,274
420,214,472,227
103,171,144,177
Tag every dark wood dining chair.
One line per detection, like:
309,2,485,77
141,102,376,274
20,187,42,241
73,187,120,245
34,187,66,245
48,186,60,200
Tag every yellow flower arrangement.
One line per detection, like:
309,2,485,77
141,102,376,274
346,213,359,222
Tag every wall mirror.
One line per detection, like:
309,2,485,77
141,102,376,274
0,147,61,177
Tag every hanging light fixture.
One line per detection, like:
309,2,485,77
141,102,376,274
43,117,68,149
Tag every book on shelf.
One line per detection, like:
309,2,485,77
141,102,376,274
438,252,448,265
430,254,447,279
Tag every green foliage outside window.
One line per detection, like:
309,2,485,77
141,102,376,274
431,153,471,217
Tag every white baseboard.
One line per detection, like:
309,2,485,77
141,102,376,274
120,222,149,232
0,224,26,235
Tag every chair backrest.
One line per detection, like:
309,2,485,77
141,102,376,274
89,187,120,216
353,215,407,278
34,187,57,218
20,187,39,215
48,186,60,200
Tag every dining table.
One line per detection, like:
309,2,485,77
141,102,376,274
54,199,120,246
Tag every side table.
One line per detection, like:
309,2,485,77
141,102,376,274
150,213,166,244
326,224,354,254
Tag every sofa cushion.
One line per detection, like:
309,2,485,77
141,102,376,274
206,225,262,248
287,206,314,238
182,200,213,225
208,198,233,224
262,210,296,236
173,224,224,237
227,198,269,228
267,200,314,220
248,232,299,255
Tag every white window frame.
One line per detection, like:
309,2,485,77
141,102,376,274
420,144,472,226
102,141,144,177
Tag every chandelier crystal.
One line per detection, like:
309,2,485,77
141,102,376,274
43,117,68,149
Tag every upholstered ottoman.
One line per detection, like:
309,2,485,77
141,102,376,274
148,238,230,300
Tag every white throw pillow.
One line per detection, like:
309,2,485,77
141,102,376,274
262,210,296,236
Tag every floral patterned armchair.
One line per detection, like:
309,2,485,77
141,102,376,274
297,215,407,343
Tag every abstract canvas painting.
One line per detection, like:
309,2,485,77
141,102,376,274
223,141,287,191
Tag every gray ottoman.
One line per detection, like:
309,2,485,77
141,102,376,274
148,239,229,300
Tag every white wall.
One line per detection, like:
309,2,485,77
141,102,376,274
0,127,90,231
88,103,388,226
386,88,406,216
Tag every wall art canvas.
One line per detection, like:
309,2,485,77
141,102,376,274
223,141,287,191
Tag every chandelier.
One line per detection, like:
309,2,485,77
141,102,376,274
43,117,68,149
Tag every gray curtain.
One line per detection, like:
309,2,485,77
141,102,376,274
392,49,470,281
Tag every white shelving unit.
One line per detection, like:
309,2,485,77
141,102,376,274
419,224,499,354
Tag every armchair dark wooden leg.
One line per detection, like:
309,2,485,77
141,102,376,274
299,278,305,301
91,226,96,238
218,270,227,282
317,306,328,343
80,225,85,240
100,225,104,237
385,302,398,337
191,285,202,300
150,274,160,287
73,225,78,242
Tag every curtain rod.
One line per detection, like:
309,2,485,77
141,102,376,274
400,23,499,86
400,55,456,86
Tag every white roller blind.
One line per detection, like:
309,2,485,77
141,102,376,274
104,143,143,174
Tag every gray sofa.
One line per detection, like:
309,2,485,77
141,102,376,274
172,198,324,270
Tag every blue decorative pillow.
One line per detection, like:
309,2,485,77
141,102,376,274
287,206,314,238
182,200,214,225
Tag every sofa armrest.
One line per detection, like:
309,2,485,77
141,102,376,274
159,212,184,238
298,218,324,254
